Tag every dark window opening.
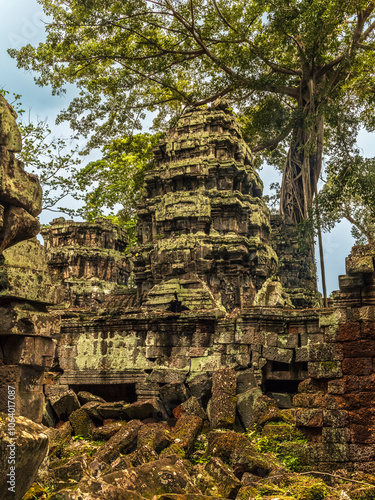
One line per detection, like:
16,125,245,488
70,383,137,403
272,361,290,372
264,379,301,394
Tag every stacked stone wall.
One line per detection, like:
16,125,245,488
0,96,60,423
294,245,375,472
54,303,327,407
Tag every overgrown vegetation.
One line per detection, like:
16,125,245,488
10,0,375,227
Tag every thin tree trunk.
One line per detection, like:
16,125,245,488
316,200,328,307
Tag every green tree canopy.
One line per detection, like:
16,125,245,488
77,132,161,242
317,154,375,245
9,0,375,224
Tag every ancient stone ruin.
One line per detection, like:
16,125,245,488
0,95,61,423
1,97,375,499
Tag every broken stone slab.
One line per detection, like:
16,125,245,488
92,421,124,441
80,401,104,421
68,407,95,438
205,457,242,498
47,421,73,457
234,487,259,500
210,368,237,429
249,395,282,427
95,401,128,420
267,392,293,409
236,387,263,430
109,455,133,473
123,398,169,421
230,447,283,479
49,477,147,500
170,415,203,456
175,396,207,420
0,412,48,500
137,422,172,453
207,430,253,463
49,390,81,421
101,455,200,497
159,382,191,415
77,391,106,405
127,444,159,467
94,419,143,463
51,456,87,482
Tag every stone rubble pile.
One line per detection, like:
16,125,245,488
16,368,375,500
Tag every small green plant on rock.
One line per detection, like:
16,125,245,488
22,482,54,500
248,422,308,473
189,434,211,465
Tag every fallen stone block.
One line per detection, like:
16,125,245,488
160,383,191,415
101,455,199,498
207,430,252,463
49,390,80,421
171,415,203,456
77,391,106,405
0,412,48,500
96,401,128,420
92,421,123,441
236,387,262,429
137,422,172,453
95,419,143,463
186,373,212,408
69,407,95,438
210,368,237,429
123,398,168,421
205,457,242,499
49,476,146,500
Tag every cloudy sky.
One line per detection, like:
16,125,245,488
1,0,372,295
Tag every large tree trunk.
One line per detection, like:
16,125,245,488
280,79,324,224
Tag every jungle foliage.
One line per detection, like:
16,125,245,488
7,1,375,242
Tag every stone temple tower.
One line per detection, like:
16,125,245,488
133,101,277,313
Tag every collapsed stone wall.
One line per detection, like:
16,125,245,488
3,98,371,473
